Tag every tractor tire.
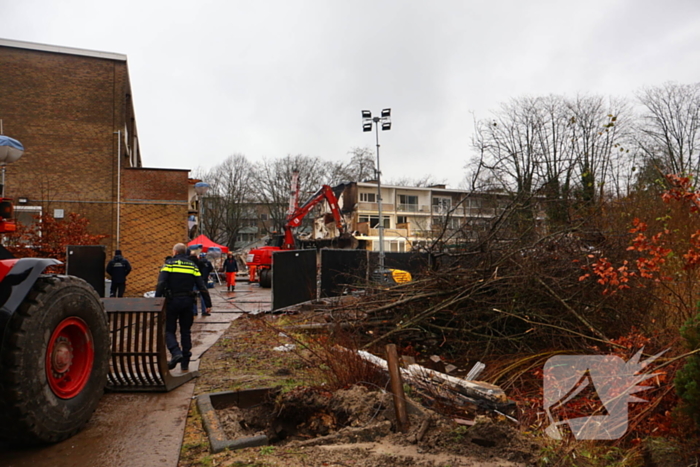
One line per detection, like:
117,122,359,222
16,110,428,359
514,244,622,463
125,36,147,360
0,276,109,445
259,268,272,288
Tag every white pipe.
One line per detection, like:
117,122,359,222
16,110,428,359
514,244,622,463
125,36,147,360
115,130,121,250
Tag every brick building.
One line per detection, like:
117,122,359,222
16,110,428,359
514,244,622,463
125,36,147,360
0,38,189,296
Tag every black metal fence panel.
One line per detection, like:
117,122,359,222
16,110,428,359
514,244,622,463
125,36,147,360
271,249,317,311
320,249,368,297
66,245,106,297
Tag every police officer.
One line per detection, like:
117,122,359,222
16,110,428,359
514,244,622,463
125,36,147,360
106,249,132,297
155,243,212,371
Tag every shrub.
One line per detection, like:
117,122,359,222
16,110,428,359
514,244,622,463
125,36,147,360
674,312,700,429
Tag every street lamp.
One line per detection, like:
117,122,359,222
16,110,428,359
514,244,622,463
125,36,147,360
361,108,391,275
194,182,210,237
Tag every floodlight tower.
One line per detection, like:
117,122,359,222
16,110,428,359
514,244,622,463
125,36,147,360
362,108,391,274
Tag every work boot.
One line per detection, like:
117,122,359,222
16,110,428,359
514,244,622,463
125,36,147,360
180,360,190,372
168,353,183,370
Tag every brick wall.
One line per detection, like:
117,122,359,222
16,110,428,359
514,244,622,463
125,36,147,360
119,168,189,296
0,44,129,242
1,42,190,297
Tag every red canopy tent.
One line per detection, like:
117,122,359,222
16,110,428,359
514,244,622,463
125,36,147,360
188,235,229,254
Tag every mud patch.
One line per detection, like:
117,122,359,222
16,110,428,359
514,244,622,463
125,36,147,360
212,385,392,445
217,402,274,440
210,385,535,465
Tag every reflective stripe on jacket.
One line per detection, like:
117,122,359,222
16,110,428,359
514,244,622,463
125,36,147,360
155,254,212,308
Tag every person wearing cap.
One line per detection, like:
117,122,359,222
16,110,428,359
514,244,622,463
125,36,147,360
106,249,132,297
156,243,212,371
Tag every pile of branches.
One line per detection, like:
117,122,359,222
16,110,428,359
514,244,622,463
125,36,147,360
327,232,649,358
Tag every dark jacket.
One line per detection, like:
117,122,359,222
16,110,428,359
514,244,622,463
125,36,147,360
222,257,238,273
155,254,212,308
106,255,132,283
199,257,213,280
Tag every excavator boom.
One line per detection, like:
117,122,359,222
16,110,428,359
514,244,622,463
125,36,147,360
282,183,347,249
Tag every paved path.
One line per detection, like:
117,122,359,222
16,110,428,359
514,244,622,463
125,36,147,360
0,279,271,467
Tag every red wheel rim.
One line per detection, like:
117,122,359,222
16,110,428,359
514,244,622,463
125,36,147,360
45,317,94,399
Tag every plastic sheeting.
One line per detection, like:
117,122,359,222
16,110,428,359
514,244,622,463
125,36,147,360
0,135,24,163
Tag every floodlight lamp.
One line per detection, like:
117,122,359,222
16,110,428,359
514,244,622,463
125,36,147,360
381,115,391,131
363,121,373,132
362,110,372,119
381,108,391,118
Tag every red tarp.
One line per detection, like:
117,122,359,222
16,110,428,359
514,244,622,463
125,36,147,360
188,235,229,254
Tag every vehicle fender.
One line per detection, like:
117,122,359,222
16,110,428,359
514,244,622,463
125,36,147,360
0,258,61,349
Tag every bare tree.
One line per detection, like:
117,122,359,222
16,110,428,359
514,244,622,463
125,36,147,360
325,147,377,185
194,155,256,249
386,175,446,187
566,95,630,205
473,97,543,197
471,94,631,226
637,82,700,180
253,154,330,233
345,147,377,182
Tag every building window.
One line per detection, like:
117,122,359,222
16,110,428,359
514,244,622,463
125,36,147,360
260,213,268,221
360,192,376,203
15,205,42,227
468,198,482,209
434,217,461,230
399,194,418,205
397,194,418,212
358,215,390,229
432,197,451,214
397,216,408,225
390,241,405,252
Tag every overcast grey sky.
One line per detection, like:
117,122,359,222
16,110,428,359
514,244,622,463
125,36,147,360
2,0,700,187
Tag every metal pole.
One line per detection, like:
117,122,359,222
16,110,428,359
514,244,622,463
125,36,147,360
115,130,121,250
198,194,203,237
374,118,385,272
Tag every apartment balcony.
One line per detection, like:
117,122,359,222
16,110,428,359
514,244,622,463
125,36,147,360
368,227,410,238
465,207,498,217
396,203,430,213
358,202,395,212
411,229,434,239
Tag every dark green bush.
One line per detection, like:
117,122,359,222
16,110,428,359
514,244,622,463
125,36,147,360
674,312,700,429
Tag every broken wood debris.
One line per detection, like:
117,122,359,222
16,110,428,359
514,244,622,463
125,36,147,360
356,350,512,414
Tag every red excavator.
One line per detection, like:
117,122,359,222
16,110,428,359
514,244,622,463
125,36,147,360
0,135,110,444
246,182,355,288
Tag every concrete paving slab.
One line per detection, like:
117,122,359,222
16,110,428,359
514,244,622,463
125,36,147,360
0,281,271,467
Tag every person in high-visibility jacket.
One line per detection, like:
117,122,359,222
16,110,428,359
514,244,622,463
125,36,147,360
156,243,212,371
222,252,239,292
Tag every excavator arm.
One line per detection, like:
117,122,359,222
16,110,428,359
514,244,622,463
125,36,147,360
282,183,347,249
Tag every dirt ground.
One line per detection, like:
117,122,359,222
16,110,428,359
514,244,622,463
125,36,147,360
178,312,540,467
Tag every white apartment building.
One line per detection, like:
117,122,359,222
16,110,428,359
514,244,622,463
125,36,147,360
353,181,509,252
